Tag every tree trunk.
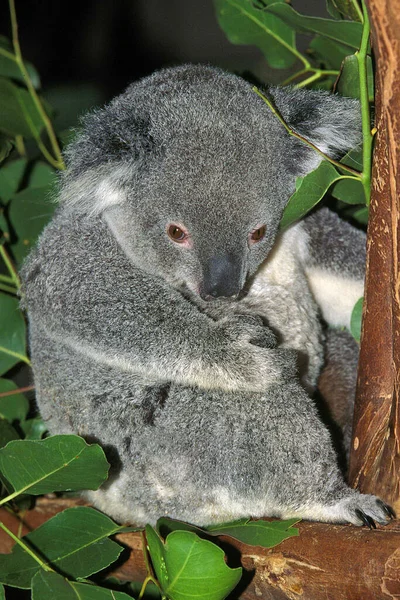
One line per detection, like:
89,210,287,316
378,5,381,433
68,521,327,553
348,0,400,514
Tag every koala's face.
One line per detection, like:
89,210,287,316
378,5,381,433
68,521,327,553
104,124,292,300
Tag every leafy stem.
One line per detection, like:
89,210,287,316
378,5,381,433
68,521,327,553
0,244,20,288
357,0,372,205
0,521,53,572
0,282,17,295
253,86,361,177
281,68,339,88
139,530,162,599
8,0,65,171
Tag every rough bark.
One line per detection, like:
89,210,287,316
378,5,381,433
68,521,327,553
348,0,400,513
1,498,399,600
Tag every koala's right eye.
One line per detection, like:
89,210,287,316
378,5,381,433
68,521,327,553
167,224,190,245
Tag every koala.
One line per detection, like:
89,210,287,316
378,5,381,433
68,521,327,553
21,64,394,528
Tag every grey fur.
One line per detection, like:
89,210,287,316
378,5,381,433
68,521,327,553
21,65,390,527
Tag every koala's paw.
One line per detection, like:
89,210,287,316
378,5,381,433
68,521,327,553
221,313,276,349
335,494,395,527
211,314,299,392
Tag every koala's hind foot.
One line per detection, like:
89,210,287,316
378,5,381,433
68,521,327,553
296,492,395,528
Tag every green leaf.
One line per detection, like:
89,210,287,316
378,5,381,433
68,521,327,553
214,0,298,69
347,205,369,225
0,77,44,139
337,54,374,101
326,0,362,21
0,37,41,89
0,379,29,422
0,507,124,589
32,570,132,599
146,525,242,600
340,146,363,170
265,3,362,49
0,434,109,498
0,293,27,376
330,176,366,205
0,583,4,599
0,158,27,202
157,516,299,549
0,418,20,448
280,161,342,230
20,417,47,440
350,296,363,342
326,0,342,20
27,161,56,188
309,36,352,70
206,517,299,548
8,186,56,265
0,135,13,164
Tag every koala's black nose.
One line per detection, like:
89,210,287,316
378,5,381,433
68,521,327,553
201,254,243,300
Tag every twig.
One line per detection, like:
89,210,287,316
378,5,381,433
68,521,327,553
8,0,65,171
0,244,20,288
253,86,362,177
0,521,53,571
357,0,372,205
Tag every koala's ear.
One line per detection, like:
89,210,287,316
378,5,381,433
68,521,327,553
58,101,159,215
267,86,362,175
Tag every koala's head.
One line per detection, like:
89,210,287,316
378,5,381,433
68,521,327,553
60,64,361,300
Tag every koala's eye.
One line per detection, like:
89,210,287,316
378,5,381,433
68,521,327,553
167,224,188,244
249,225,266,245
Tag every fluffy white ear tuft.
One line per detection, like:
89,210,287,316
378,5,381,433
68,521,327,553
58,164,130,216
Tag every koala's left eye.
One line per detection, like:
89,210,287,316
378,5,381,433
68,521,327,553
167,223,191,246
249,225,266,245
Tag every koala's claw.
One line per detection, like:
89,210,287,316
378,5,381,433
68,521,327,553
355,509,376,529
377,499,396,520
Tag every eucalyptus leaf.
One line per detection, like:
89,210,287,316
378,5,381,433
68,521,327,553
347,205,369,225
0,158,27,202
32,570,132,599
157,516,299,548
214,0,297,69
265,3,362,49
280,161,342,230
0,435,109,497
350,296,363,342
330,177,366,205
326,0,342,20
0,379,29,422
327,0,362,21
0,38,40,89
206,517,299,547
337,54,374,101
20,417,47,440
0,418,20,448
340,146,363,171
0,293,27,376
309,36,351,70
27,161,56,189
0,136,13,163
146,525,242,600
8,186,56,265
0,77,44,139
0,507,124,589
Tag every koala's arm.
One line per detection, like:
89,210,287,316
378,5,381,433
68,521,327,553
301,207,366,329
21,214,292,393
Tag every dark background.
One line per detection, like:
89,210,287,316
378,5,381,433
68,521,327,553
1,0,328,127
